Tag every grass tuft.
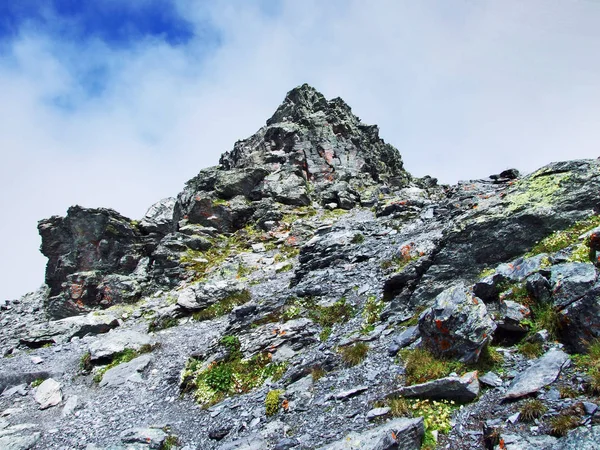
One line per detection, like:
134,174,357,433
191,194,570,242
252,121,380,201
520,399,547,422
340,342,369,367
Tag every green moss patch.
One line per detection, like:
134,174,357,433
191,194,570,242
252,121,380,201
180,349,288,408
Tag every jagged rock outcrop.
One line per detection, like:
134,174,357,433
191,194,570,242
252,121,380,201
38,206,155,318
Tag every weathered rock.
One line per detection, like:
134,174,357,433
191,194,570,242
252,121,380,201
0,371,51,394
550,262,597,308
38,205,154,318
559,283,600,353
20,312,119,347
120,427,167,449
62,395,79,417
419,284,496,363
496,300,530,333
98,354,152,388
177,280,249,311
88,330,156,361
366,407,391,421
0,424,41,450
34,378,62,409
318,417,423,450
393,371,479,403
526,272,552,303
221,84,411,191
412,160,600,305
388,325,420,356
333,386,368,400
139,197,176,235
479,371,503,388
499,433,557,449
504,348,570,399
547,425,600,449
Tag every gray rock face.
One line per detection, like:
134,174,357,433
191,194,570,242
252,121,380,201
89,330,156,362
412,160,600,305
393,371,480,403
479,371,503,388
505,348,570,399
34,378,62,409
318,417,423,450
550,262,597,308
559,283,600,353
549,425,600,449
98,354,152,388
419,284,496,363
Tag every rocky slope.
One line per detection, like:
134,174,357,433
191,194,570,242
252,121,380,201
2,84,600,450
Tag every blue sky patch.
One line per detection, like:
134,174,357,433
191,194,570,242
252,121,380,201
0,0,196,47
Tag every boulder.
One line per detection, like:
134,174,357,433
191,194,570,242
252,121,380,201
34,378,62,409
559,283,600,353
496,300,530,333
419,284,496,363
504,348,570,399
177,280,248,311
20,312,119,347
88,330,156,362
550,262,597,308
139,197,175,235
99,354,152,388
120,427,167,450
317,417,423,450
392,371,479,403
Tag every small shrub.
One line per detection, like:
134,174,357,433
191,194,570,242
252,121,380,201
162,435,180,450
148,316,179,333
311,367,326,382
220,335,242,361
308,297,354,328
559,386,578,399
319,326,332,342
362,295,384,329
79,351,92,373
276,262,294,273
340,342,369,367
265,389,284,417
573,338,600,394
351,233,365,244
520,399,547,422
181,352,288,408
549,414,580,437
518,341,544,359
31,378,44,388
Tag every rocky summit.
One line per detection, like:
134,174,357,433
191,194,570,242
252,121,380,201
2,84,600,450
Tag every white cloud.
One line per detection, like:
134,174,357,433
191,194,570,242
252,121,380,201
2,0,600,299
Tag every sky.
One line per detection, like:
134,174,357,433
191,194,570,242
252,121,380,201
1,0,600,300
